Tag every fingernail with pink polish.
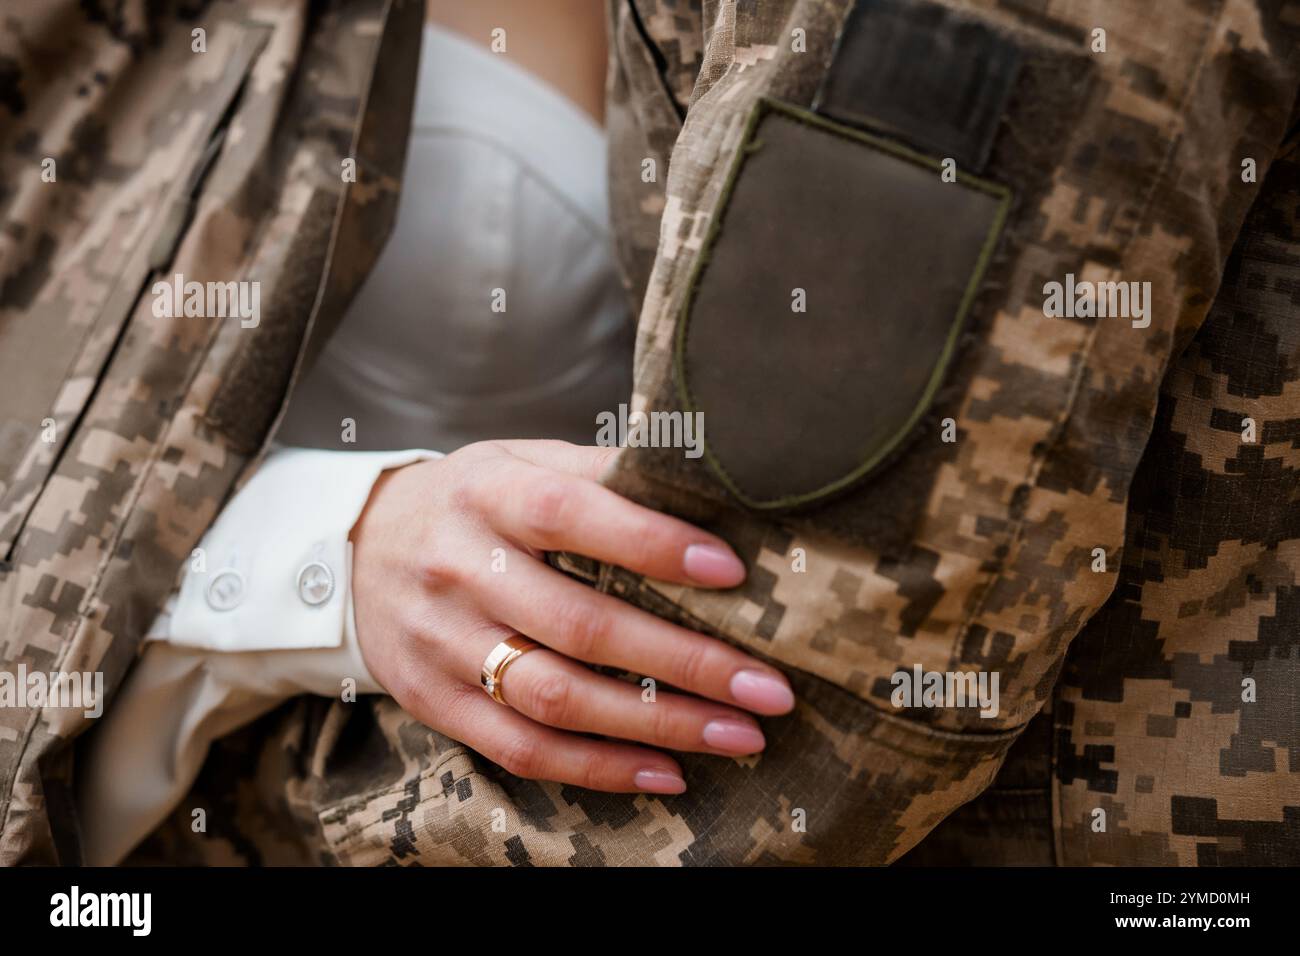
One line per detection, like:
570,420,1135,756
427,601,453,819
730,669,795,714
635,769,686,794
702,718,766,754
683,543,746,587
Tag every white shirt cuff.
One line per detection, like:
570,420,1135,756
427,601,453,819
161,447,437,657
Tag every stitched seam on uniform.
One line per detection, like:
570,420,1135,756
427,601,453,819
951,4,1222,687
673,97,1012,510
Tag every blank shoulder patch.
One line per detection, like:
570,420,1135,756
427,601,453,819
675,99,1010,511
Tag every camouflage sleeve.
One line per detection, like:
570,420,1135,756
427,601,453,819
898,122,1300,867
1046,121,1300,866
543,0,1300,863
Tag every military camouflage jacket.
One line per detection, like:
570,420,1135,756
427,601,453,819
1,0,1297,866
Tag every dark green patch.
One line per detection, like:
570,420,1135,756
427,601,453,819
674,98,1010,511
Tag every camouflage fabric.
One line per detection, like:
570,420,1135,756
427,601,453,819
0,0,422,864
1051,129,1300,867
3,0,1299,866
558,0,1300,864
904,133,1300,865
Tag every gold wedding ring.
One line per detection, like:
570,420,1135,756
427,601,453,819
480,635,541,704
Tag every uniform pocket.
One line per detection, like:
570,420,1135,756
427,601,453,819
676,98,1010,510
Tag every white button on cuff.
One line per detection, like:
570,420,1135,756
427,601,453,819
297,560,335,607
206,569,245,612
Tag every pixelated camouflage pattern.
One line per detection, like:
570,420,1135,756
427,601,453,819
582,0,1300,862
0,0,422,864
608,0,1299,731
125,0,1300,868
1051,132,1300,866
909,132,1300,866
5,0,1299,867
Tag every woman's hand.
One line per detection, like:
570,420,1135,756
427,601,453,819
349,439,795,795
